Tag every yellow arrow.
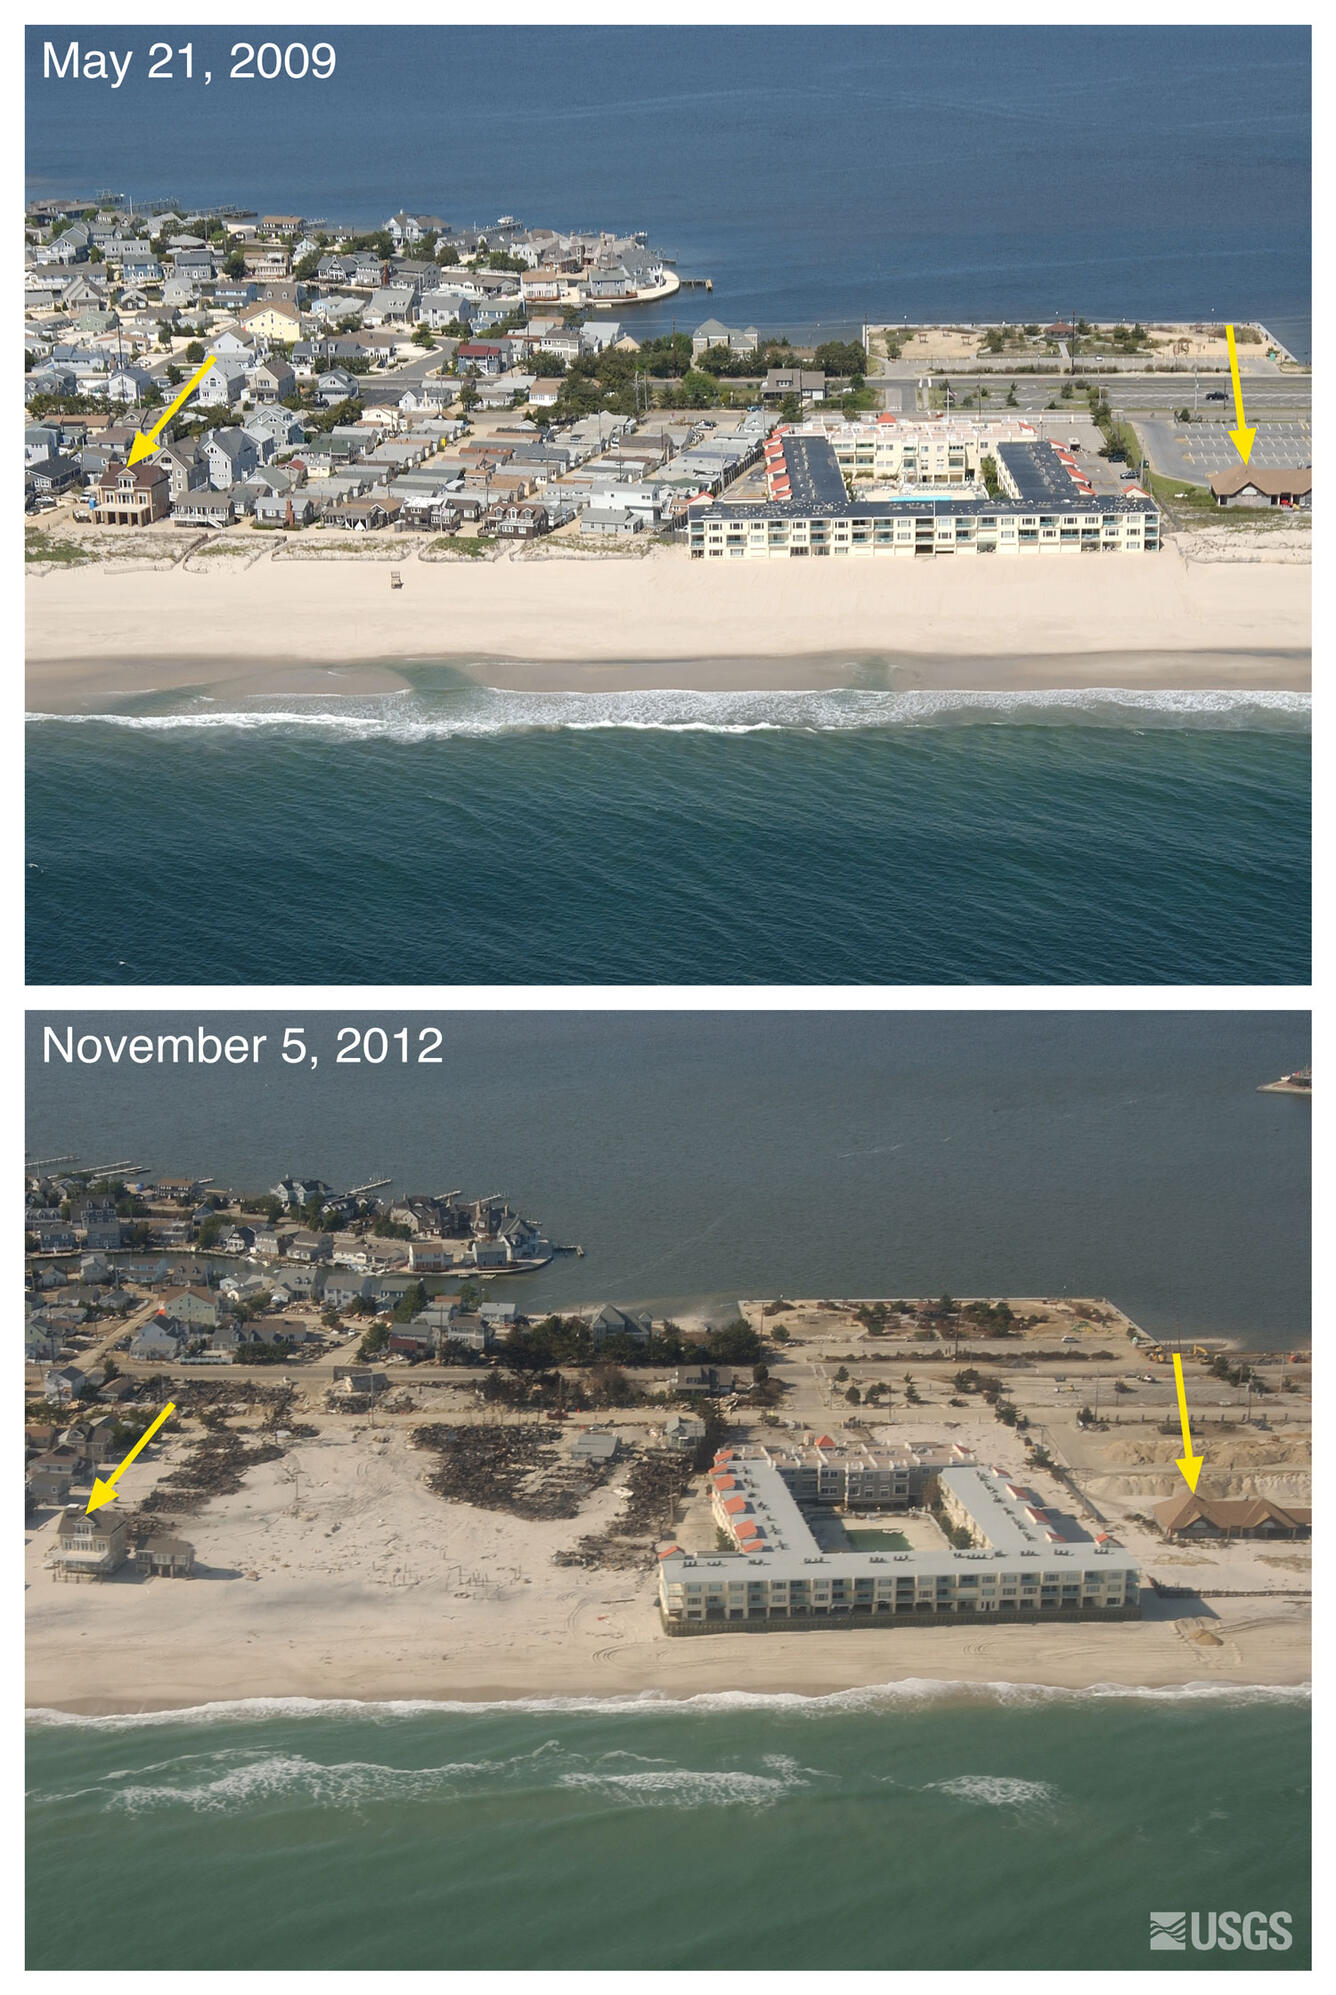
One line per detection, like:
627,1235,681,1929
1171,1354,1202,1492
126,357,216,466
1225,325,1256,465
86,1401,176,1513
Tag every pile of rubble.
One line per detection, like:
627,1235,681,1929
413,1422,611,1520
139,1426,286,1515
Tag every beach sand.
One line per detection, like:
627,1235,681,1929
26,540,1310,709
25,1423,1308,1717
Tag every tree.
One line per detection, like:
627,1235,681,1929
357,1321,390,1358
458,1279,482,1312
813,339,867,376
392,1280,428,1323
458,378,479,412
185,340,205,365
778,392,802,423
223,250,246,280
676,368,721,409
834,1365,849,1383
845,1385,861,1405
1005,382,1018,407
752,1362,769,1384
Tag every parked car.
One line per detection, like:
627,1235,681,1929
1205,390,1227,402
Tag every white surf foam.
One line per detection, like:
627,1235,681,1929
924,1773,1062,1812
26,1679,1311,1732
26,683,1311,741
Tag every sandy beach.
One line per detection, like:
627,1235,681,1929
26,540,1310,709
25,1422,1308,1718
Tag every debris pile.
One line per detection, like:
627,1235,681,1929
413,1423,612,1520
554,1448,701,1570
139,1427,285,1514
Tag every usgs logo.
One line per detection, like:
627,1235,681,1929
1150,1911,1292,1952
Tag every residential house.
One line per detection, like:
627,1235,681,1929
365,283,419,326
762,368,826,403
153,439,208,501
455,342,505,376
241,296,303,344
587,1304,654,1348
43,1365,87,1403
196,356,251,409
134,1536,196,1577
158,1285,223,1330
420,288,473,330
51,1507,130,1582
321,496,392,530
171,489,236,528
202,429,259,488
245,407,309,450
483,500,550,540
316,368,361,405
251,359,297,404
242,245,290,282
90,462,170,525
255,489,317,529
569,1429,619,1463
27,1463,74,1507
691,319,760,360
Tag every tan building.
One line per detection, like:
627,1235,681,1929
51,1506,129,1581
1208,466,1311,509
241,297,303,343
134,1536,196,1577
91,460,170,525
1154,1493,1311,1540
243,244,291,281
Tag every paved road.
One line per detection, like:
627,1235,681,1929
872,372,1312,419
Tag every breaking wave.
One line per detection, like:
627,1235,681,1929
26,683,1312,741
924,1774,1062,1813
28,1678,1311,1732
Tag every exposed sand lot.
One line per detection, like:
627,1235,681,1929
26,1415,1308,1718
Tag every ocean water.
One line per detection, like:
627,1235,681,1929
25,26,1311,354
26,686,1311,984
26,1687,1311,1970
25,1010,1312,1343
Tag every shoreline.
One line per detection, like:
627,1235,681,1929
24,650,1314,716
26,546,1311,708
26,1593,1309,1720
28,1665,1313,1724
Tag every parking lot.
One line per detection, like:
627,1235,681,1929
1137,416,1312,486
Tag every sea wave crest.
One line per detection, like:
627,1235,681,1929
26,683,1312,741
925,1773,1061,1813
27,1678,1312,1732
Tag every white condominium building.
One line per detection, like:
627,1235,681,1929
658,1450,1140,1632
